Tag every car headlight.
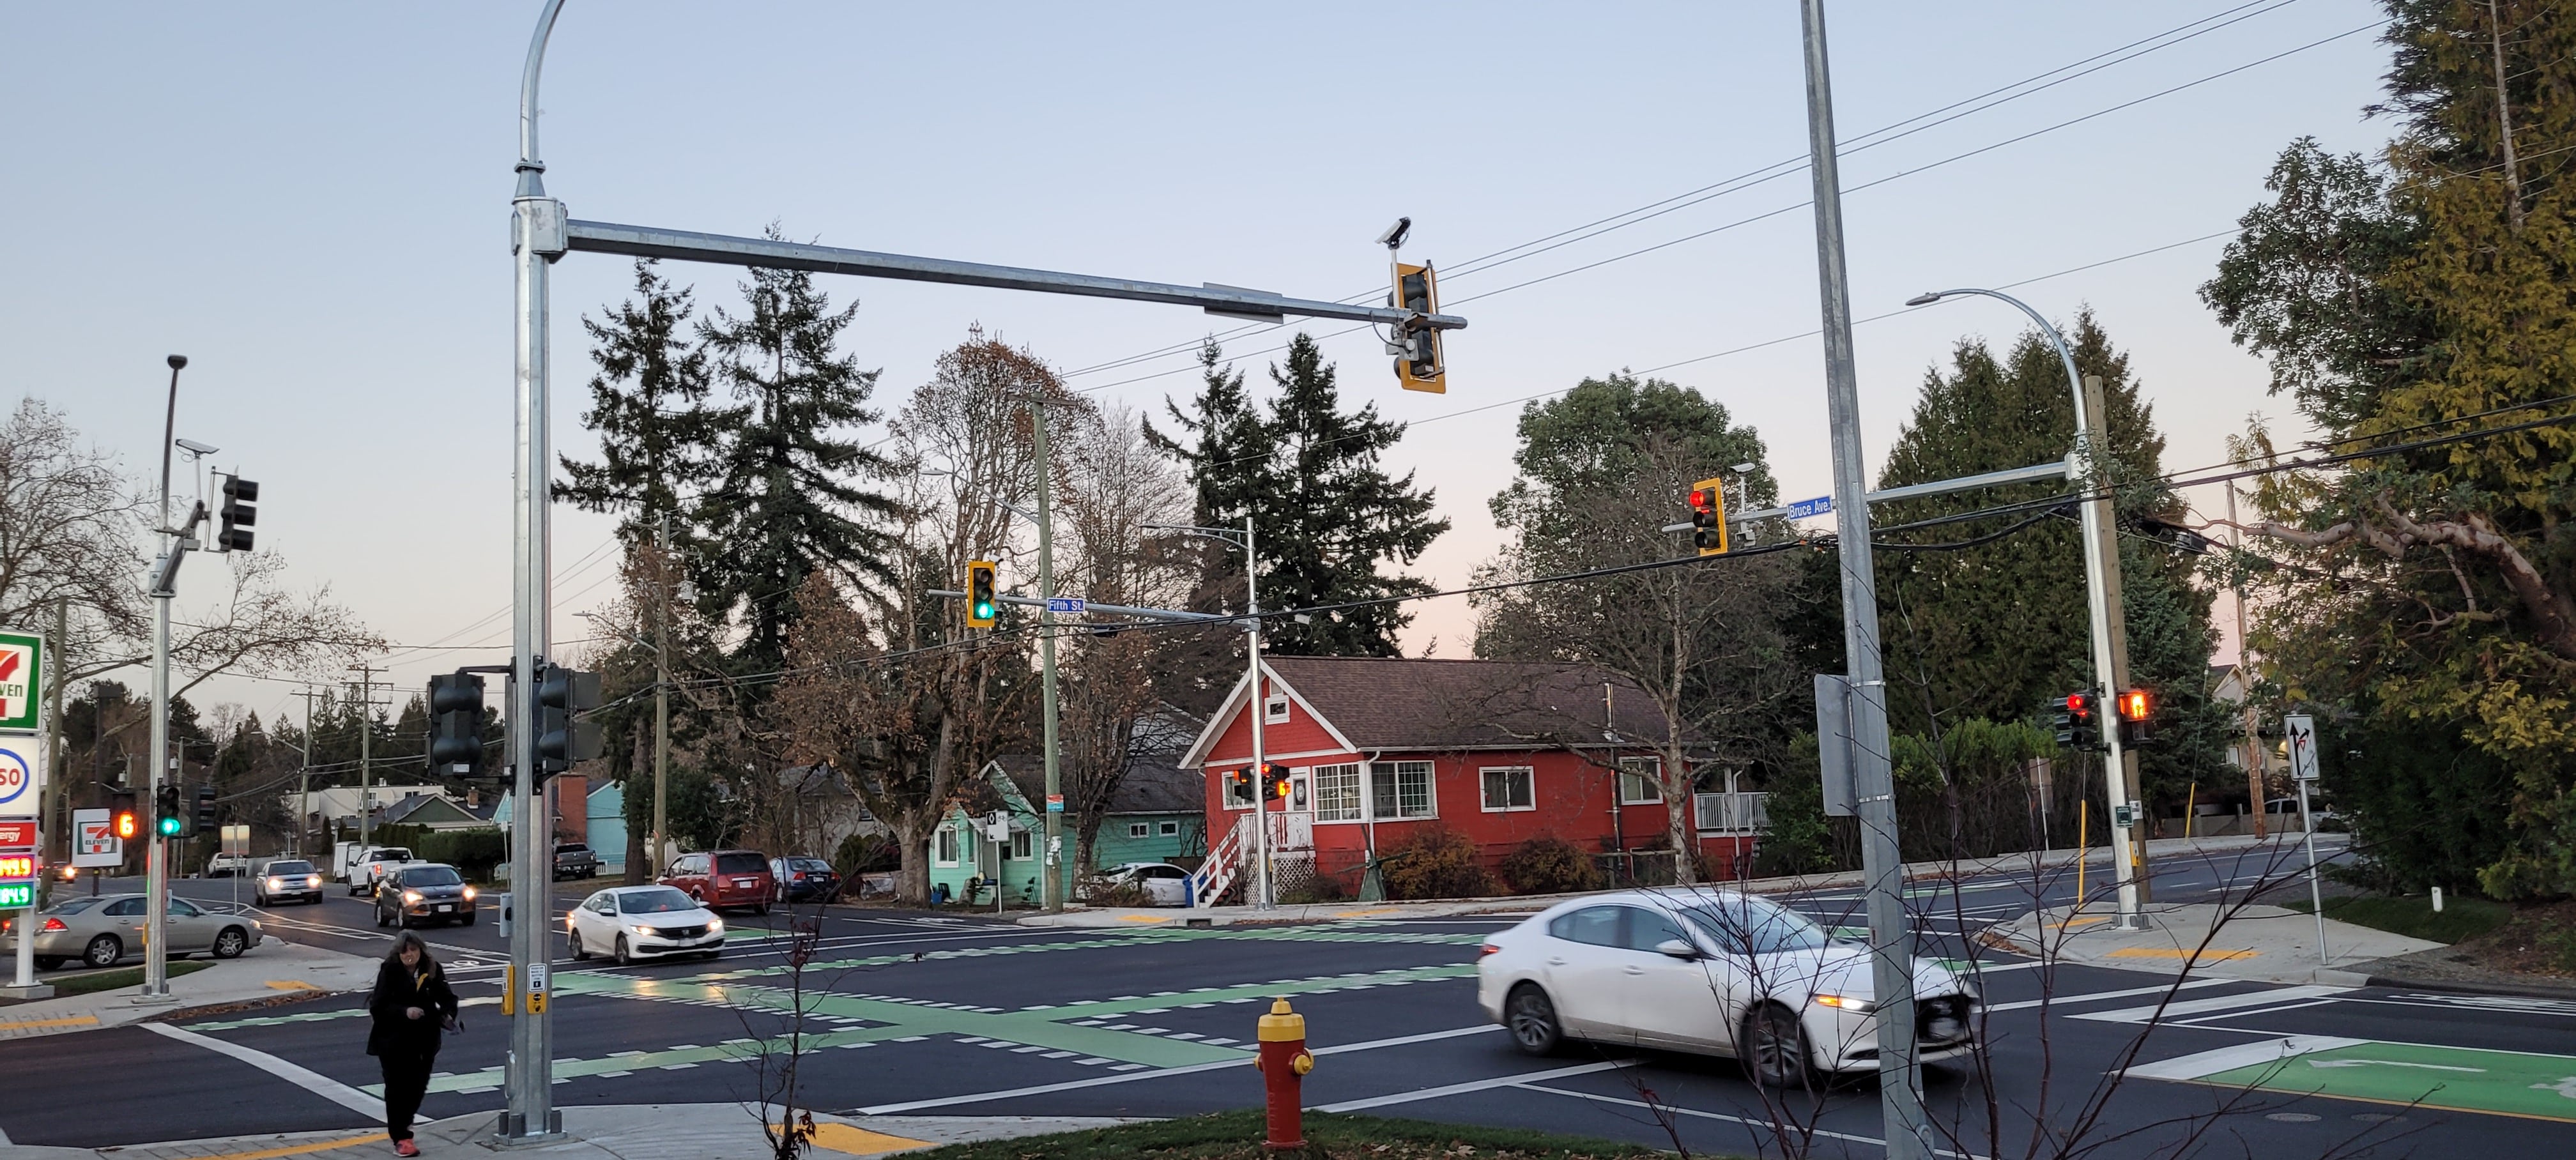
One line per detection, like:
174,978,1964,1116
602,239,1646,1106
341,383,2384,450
707,918,723,933
631,924,656,936
265,877,282,889
402,890,422,904
1813,993,1876,1012
305,875,321,887
462,886,477,901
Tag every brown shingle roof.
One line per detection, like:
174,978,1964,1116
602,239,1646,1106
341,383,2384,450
1262,656,1682,751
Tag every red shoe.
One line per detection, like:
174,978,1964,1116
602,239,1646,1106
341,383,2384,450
394,1140,419,1157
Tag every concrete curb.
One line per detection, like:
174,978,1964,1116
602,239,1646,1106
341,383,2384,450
2363,970,2576,1001
37,1106,1150,1160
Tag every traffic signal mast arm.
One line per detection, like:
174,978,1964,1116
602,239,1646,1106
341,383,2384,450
927,588,1239,625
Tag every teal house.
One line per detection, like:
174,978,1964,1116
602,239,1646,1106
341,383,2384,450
926,751,1207,908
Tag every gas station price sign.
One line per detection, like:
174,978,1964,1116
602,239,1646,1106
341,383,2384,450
0,883,30,908
0,853,33,880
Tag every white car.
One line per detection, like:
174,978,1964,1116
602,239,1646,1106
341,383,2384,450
1089,862,1193,906
566,885,725,966
1476,889,1977,1085
348,847,415,896
205,853,255,878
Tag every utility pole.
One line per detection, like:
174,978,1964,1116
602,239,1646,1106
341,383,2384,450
1798,5,1929,1159
2227,486,2264,839
2082,373,2151,903
142,353,188,1002
1032,402,1064,913
294,687,321,858
654,512,671,879
1245,514,1271,912
349,664,387,848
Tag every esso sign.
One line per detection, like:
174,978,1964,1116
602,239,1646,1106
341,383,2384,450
0,746,31,811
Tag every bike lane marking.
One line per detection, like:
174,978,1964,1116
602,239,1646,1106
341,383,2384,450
2131,1034,2576,1122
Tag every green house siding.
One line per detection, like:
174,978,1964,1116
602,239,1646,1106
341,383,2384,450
925,805,1204,906
1085,814,1202,876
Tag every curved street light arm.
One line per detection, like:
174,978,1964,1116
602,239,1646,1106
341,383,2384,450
518,0,568,190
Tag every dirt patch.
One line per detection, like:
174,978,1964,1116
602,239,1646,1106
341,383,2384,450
2363,897,2576,996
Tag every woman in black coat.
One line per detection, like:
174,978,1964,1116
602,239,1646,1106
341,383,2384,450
368,931,459,1155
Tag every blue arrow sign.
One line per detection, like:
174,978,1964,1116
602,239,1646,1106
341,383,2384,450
1786,495,1833,519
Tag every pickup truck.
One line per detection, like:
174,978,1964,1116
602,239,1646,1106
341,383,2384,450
553,842,599,881
346,846,416,896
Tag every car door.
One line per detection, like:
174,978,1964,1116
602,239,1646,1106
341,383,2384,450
165,898,215,952
103,897,148,958
1537,905,1633,1041
1616,904,1736,1051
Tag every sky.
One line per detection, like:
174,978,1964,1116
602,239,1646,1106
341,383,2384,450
0,1,2400,731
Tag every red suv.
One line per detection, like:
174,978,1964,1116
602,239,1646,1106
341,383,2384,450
661,850,774,914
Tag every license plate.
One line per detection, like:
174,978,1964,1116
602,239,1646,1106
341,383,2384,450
436,904,452,912
733,878,755,887
1928,1017,1961,1040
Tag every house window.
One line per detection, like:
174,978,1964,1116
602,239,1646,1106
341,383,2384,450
1129,821,1150,839
1313,763,1363,821
935,827,960,866
1618,756,1662,805
1480,766,1535,813
1265,693,1290,724
1370,761,1435,819
1159,820,1180,836
1010,830,1033,860
1223,767,1255,809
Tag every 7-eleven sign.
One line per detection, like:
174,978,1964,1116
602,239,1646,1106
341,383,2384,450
0,631,39,735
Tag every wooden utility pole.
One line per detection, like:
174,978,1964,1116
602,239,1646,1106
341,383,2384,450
2083,374,2150,897
348,664,388,846
294,687,322,857
2227,486,2266,839
653,512,671,880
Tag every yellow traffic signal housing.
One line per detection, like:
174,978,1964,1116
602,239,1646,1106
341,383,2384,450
1689,478,1729,556
965,560,998,629
1392,262,1445,393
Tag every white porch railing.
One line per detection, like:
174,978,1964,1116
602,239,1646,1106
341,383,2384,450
1191,814,1253,908
1694,791,1770,834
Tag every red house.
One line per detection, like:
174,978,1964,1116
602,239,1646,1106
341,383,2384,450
1179,655,1768,901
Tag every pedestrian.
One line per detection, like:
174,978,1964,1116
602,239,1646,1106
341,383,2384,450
367,931,458,1156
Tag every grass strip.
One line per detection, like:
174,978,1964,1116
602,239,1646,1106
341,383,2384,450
901,1109,1687,1159
2280,894,2510,944
50,959,212,996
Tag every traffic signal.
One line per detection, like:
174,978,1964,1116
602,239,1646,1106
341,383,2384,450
965,561,998,629
2054,691,2101,751
428,671,488,777
192,784,217,836
1689,478,1729,556
217,475,258,553
2115,687,2156,747
1263,762,1290,802
535,663,603,775
1391,263,1445,393
1225,767,1253,805
155,783,183,837
113,806,137,841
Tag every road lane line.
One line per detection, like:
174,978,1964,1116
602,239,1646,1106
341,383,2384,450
1981,977,2234,1012
144,1023,381,1118
854,1024,1504,1114
1317,1060,1627,1111
2074,984,2349,1023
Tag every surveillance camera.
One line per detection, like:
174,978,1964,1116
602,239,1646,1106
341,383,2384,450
166,355,188,370
176,438,220,456
1730,462,1758,475
1376,217,1412,250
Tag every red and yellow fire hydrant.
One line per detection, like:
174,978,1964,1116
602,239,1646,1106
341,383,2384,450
1253,997,1317,1149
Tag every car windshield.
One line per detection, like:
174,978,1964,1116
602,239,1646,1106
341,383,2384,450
618,888,697,914
1671,893,1828,956
402,866,463,887
790,859,831,871
716,853,766,874
42,897,100,915
266,861,313,875
558,844,588,853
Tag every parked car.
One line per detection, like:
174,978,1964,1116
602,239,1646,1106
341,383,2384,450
0,893,263,970
566,885,724,965
769,856,843,904
374,862,477,929
1476,888,1977,1085
1086,862,1193,906
553,842,599,881
660,850,774,914
206,852,255,878
254,858,325,906
2264,797,2344,831
346,846,415,896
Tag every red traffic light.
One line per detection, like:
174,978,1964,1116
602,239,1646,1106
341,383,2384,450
1689,487,1719,514
2117,688,2153,722
2066,692,2096,720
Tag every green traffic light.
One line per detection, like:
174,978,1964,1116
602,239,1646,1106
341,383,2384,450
157,816,181,837
974,600,994,620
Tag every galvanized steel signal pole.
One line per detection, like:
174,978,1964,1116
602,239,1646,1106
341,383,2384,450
1798,5,1929,1158
505,0,569,1140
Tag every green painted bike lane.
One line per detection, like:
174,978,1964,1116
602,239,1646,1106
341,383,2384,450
2143,1034,2576,1123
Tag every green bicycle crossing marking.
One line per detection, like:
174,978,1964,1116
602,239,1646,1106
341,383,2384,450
2176,1039,2576,1123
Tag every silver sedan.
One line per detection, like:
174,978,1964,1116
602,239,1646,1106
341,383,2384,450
0,892,264,970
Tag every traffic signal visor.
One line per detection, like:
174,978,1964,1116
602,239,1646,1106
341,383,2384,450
1689,478,1729,556
965,560,998,629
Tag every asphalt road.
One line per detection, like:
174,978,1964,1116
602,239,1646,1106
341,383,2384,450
12,839,2561,1158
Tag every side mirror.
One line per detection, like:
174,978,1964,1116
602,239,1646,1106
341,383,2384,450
1655,938,1701,960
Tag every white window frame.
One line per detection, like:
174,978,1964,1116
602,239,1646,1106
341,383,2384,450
1129,821,1151,839
1369,761,1437,820
1618,756,1663,805
1480,765,1537,813
1009,830,1033,860
1312,762,1363,822
1158,820,1181,836
934,826,960,866
1221,767,1255,811
1264,693,1291,724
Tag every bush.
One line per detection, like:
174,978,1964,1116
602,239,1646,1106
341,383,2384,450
1498,836,1604,896
421,829,506,881
834,831,900,875
1379,827,1497,900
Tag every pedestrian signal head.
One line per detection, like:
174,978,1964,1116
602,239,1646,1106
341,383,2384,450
1689,478,1729,556
2117,689,2152,721
965,560,999,629
114,811,137,840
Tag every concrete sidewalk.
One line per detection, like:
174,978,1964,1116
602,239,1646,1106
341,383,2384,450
0,936,377,1041
1986,897,2439,986
1,1105,1142,1160
1022,832,2338,929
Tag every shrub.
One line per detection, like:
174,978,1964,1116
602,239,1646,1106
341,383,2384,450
421,830,507,881
834,831,901,875
1379,827,1498,900
1498,835,1604,896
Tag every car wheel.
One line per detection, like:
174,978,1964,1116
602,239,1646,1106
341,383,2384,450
614,935,632,966
569,929,588,961
374,904,390,928
211,926,250,959
461,910,476,926
1505,984,1564,1056
84,935,121,968
34,956,61,971
1744,1004,1814,1088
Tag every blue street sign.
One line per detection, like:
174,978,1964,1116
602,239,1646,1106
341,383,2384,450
1046,597,1087,614
1786,495,1834,519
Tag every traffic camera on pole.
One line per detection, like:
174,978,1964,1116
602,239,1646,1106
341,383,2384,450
217,474,257,553
2054,691,2102,751
155,784,182,838
429,671,488,778
965,561,999,629
535,662,602,776
1688,478,1729,556
2115,687,2156,747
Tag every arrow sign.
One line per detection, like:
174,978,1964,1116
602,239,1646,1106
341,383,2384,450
2285,714,2320,782
2308,1058,2485,1073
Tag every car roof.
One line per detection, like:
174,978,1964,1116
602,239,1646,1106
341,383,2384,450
601,883,690,893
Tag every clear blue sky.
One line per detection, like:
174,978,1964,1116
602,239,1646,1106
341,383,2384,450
1,2,2396,724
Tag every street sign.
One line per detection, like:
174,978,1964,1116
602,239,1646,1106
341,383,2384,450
0,630,41,735
1786,495,1834,520
0,742,37,818
72,807,120,868
1813,674,1858,818
0,883,29,909
1045,793,1064,813
221,823,251,856
1046,597,1087,614
2112,802,2138,829
0,820,31,848
2285,714,2320,782
0,853,32,880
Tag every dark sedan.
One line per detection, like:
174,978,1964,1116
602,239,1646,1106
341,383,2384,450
769,856,843,904
374,862,478,928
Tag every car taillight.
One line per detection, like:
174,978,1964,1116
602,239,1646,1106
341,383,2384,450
42,918,66,933
1480,942,1502,958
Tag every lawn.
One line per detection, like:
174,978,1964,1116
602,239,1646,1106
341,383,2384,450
903,1110,1687,1159
49,959,212,996
2280,894,2510,944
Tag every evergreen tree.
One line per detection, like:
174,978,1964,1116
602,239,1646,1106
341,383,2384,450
558,260,734,551
696,236,902,671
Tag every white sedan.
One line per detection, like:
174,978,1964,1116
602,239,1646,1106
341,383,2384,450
1476,889,1977,1086
1091,862,1194,906
566,885,725,965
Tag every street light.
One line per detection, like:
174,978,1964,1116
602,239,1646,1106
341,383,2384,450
1906,286,2144,929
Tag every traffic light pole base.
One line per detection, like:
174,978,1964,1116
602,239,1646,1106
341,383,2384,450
489,1111,565,1144
0,983,54,1000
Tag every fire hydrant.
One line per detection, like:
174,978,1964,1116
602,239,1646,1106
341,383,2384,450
1254,996,1316,1149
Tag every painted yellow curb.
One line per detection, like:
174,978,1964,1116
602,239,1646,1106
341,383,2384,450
0,1014,99,1030
265,980,323,991
1115,914,1172,924
2105,947,2257,961
186,1131,386,1160
808,1122,932,1156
